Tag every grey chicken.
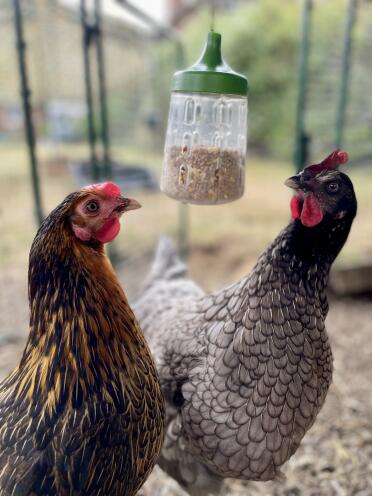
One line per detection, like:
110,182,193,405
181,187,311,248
135,150,357,495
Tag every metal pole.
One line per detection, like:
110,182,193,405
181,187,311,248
13,0,44,225
294,0,313,172
80,0,100,181
335,0,357,148
178,203,188,260
94,0,112,179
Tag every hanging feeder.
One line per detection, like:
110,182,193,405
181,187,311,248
161,31,248,205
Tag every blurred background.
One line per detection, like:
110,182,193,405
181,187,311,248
0,0,371,495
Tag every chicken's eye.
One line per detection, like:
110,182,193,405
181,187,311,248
326,182,339,194
86,201,100,213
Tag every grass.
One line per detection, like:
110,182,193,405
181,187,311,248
1,142,371,290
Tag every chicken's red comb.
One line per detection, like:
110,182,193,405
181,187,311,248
84,181,122,197
305,149,349,174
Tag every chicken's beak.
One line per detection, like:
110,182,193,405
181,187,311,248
115,197,142,213
124,198,142,211
284,175,301,191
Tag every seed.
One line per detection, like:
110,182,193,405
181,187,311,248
161,146,245,205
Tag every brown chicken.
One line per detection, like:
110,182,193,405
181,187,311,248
0,182,165,496
136,151,357,495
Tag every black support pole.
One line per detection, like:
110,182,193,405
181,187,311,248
80,0,100,181
13,0,44,225
294,0,313,173
94,0,112,179
335,0,357,148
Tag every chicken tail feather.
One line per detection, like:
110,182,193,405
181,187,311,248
144,237,187,289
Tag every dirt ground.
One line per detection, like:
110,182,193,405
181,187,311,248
1,256,371,496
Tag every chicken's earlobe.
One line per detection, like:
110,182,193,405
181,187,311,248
71,222,92,242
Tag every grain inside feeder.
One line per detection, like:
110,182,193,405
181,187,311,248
161,31,248,205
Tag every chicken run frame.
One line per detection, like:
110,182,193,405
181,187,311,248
8,0,372,259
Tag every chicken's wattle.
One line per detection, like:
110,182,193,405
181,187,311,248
291,194,323,227
290,196,302,221
95,216,121,243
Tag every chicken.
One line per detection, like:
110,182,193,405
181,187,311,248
0,182,165,496
135,151,357,495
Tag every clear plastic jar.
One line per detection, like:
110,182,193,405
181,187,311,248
161,91,247,205
160,30,248,205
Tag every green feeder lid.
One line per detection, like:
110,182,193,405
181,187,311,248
172,31,248,96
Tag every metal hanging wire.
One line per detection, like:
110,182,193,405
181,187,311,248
210,0,216,32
